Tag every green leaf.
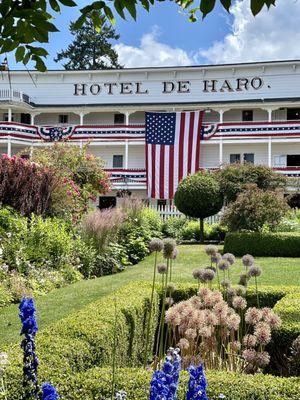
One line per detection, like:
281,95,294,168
114,0,126,19
49,0,61,12
141,0,150,11
15,46,25,62
220,0,231,12
124,0,137,20
27,45,48,57
58,0,77,6
23,52,30,65
0,39,18,53
34,57,47,72
104,6,116,25
73,14,87,29
251,0,265,15
200,0,216,17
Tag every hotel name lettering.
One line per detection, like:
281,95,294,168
73,77,264,96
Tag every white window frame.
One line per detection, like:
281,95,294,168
273,155,287,168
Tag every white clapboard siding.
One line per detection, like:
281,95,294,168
148,204,222,223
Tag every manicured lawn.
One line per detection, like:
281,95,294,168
1,244,300,347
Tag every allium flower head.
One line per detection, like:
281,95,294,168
222,253,236,265
198,287,211,298
166,283,176,293
178,338,190,350
230,341,241,352
264,312,282,330
245,307,262,325
218,260,230,271
163,238,176,259
202,268,215,282
254,322,271,345
205,245,218,256
227,314,241,331
236,285,246,296
157,263,168,274
227,287,237,298
149,238,163,253
42,383,59,400
232,296,247,310
193,268,203,280
255,351,270,367
242,348,257,363
221,278,231,289
211,253,222,264
243,334,257,348
242,254,254,267
170,248,179,260
248,265,262,278
185,328,197,340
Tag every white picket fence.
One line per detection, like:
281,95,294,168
148,204,222,224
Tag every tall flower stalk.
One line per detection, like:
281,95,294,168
149,348,181,400
19,298,39,400
144,238,163,367
111,297,118,400
186,364,208,400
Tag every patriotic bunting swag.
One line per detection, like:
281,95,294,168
145,111,204,200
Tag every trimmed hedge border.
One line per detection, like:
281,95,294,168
224,232,300,257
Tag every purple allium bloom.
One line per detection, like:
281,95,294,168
186,364,208,400
42,383,59,400
149,348,181,400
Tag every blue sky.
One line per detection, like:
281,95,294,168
7,0,300,70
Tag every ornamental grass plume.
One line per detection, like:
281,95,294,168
19,297,39,400
149,348,181,400
41,383,59,400
186,364,208,400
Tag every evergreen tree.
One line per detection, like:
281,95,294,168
54,17,122,70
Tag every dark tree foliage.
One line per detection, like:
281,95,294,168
217,163,287,203
0,0,277,71
54,17,122,70
174,171,223,243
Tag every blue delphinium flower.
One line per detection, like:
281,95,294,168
19,297,39,400
41,383,59,400
149,347,181,400
186,364,208,400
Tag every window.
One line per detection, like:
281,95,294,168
230,154,241,164
58,114,68,124
20,113,31,124
99,196,116,210
287,154,300,167
287,108,300,120
243,153,254,164
3,113,14,122
274,155,286,167
113,155,123,168
242,110,253,121
114,113,125,124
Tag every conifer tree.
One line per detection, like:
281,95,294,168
54,17,122,70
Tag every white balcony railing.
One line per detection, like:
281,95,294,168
0,89,31,104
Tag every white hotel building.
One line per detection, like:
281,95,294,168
1,59,300,206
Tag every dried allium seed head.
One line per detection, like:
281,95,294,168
163,238,176,258
178,338,190,350
227,314,241,331
192,268,202,280
218,260,230,271
243,334,257,348
254,323,271,346
235,285,247,296
165,297,174,307
221,278,231,289
245,307,263,325
205,245,218,256
211,253,222,264
222,253,236,265
232,296,247,310
149,238,164,253
255,351,270,367
242,254,254,267
242,348,257,363
198,325,212,338
248,265,262,278
264,312,282,330
230,341,241,352
157,263,168,274
170,248,179,260
166,282,176,293
239,273,249,287
227,287,237,298
185,328,197,340
202,268,215,282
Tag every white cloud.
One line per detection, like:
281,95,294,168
200,0,300,64
114,27,194,67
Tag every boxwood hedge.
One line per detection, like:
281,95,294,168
224,232,300,257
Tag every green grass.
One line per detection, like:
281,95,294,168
1,244,300,347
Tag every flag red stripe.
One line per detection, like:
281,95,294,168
188,112,195,174
151,144,156,198
159,146,165,199
145,143,149,196
169,144,174,199
178,112,185,181
195,111,203,171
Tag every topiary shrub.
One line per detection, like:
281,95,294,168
174,171,223,243
224,232,300,257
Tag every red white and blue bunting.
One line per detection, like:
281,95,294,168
107,169,147,184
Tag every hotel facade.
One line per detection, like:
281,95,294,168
1,59,300,206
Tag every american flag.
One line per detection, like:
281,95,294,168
145,111,204,199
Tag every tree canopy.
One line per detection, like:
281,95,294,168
0,0,277,71
55,17,122,70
